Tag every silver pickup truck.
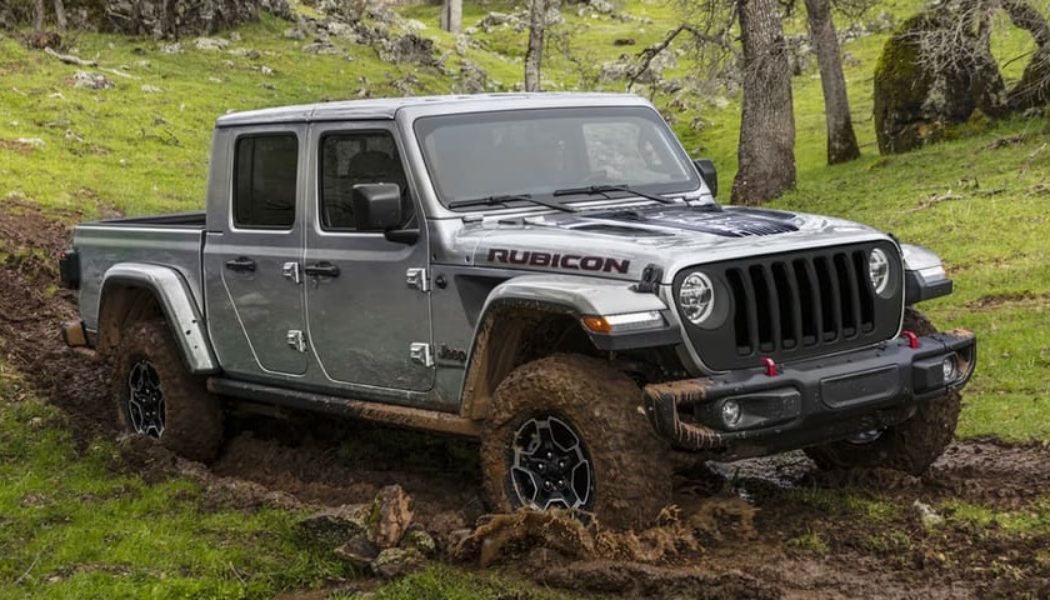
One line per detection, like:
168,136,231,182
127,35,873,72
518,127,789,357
60,93,975,527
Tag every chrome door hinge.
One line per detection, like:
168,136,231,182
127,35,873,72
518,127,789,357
286,330,307,353
406,268,430,292
409,342,434,367
282,262,301,285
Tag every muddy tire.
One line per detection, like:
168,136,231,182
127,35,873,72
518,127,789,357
112,320,223,463
804,309,961,475
480,354,673,530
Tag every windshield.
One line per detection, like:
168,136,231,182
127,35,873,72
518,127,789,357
414,106,701,209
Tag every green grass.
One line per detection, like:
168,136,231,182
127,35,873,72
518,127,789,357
0,366,346,598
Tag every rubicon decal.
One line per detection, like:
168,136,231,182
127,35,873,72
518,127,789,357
487,248,630,274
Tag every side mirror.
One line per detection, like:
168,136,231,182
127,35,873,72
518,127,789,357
352,183,403,231
693,159,718,198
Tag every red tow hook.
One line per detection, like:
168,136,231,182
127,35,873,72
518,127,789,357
902,330,920,349
761,357,779,377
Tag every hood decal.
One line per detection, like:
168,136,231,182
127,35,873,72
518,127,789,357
590,207,799,238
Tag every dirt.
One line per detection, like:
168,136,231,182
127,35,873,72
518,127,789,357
3,200,1050,598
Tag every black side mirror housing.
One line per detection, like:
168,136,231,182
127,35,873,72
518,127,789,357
352,183,403,231
693,159,718,197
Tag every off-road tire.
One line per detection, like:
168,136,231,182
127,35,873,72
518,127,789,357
112,320,224,463
804,308,961,475
480,353,673,530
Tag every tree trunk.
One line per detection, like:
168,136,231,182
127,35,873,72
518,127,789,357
805,0,859,164
52,0,67,30
440,0,462,34
33,0,45,33
732,0,797,204
524,0,546,91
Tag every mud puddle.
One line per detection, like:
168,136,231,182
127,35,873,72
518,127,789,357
3,201,1050,598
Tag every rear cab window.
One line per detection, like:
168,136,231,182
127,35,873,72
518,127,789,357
233,134,299,229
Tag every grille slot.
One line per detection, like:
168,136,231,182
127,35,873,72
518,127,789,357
679,243,901,371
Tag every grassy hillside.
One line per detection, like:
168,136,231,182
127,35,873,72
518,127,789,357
2,2,1047,439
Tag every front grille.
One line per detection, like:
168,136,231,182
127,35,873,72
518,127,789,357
675,242,903,371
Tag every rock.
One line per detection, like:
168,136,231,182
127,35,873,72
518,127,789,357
403,19,427,33
297,504,370,549
369,484,413,549
283,27,305,40
589,0,615,14
72,71,114,90
159,43,183,54
912,500,944,529
402,527,436,557
454,59,488,94
613,38,636,46
229,32,242,42
334,534,379,570
326,21,355,39
102,0,292,39
141,84,162,93
260,66,275,76
371,547,425,579
303,41,339,54
228,47,262,59
15,137,45,148
873,10,1005,154
194,37,230,51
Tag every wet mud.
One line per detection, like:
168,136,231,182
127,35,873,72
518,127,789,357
3,201,1050,598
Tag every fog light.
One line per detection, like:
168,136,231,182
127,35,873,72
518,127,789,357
722,400,741,427
942,355,958,382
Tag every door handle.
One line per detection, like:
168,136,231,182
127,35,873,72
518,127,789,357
225,256,256,272
304,262,340,278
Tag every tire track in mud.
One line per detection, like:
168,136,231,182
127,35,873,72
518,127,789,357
3,201,1050,598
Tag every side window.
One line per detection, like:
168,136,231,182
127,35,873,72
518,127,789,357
233,133,299,230
320,131,410,231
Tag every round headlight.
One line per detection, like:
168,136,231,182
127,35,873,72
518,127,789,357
868,248,890,294
680,272,715,324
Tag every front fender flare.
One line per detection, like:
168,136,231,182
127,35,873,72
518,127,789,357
100,263,219,374
458,275,676,419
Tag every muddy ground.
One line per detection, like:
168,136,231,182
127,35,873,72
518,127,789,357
2,201,1050,599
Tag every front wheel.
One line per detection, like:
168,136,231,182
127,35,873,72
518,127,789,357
480,354,673,529
112,320,224,463
804,309,961,475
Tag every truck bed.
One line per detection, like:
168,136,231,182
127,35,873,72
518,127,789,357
84,211,207,228
73,212,208,335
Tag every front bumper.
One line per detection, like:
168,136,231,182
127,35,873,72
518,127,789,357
643,329,976,460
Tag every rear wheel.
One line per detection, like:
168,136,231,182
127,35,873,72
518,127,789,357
112,320,224,463
804,309,961,475
480,354,673,529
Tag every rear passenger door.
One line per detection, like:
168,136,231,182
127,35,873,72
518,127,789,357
204,125,309,379
303,122,434,392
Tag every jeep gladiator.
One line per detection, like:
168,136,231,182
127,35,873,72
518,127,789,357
60,93,976,527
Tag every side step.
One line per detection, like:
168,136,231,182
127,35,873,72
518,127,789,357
207,378,482,438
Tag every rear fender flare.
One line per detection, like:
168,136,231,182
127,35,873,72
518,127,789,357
99,263,218,374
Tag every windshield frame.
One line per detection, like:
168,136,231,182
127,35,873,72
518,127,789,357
412,106,702,213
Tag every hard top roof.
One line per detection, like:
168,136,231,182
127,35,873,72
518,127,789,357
214,92,652,127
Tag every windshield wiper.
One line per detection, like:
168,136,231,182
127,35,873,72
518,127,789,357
552,184,677,204
447,194,577,213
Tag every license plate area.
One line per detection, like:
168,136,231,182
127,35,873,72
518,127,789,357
820,365,901,409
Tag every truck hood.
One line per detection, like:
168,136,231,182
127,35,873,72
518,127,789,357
455,204,894,284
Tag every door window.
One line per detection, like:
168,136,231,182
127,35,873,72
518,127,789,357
233,134,299,229
319,131,410,231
